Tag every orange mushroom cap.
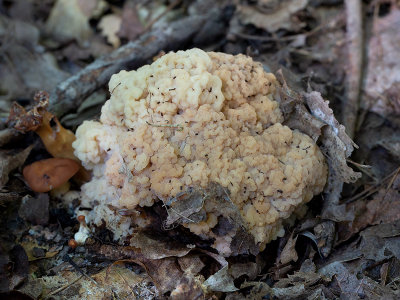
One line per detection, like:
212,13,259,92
23,158,80,193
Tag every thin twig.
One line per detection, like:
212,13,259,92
145,121,183,131
342,0,363,138
141,0,183,34
63,254,98,286
344,166,400,203
46,275,83,297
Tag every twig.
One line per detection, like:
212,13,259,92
342,0,363,138
49,9,226,118
145,121,183,131
46,275,83,297
63,254,98,286
343,166,400,203
141,0,183,34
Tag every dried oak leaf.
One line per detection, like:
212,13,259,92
7,91,49,132
278,232,298,265
118,0,144,41
0,245,29,293
164,183,258,257
237,0,309,33
275,71,361,221
45,0,92,44
364,6,400,120
98,14,122,48
0,146,33,189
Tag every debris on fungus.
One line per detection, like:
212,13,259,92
72,49,328,255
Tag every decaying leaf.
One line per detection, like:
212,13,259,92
237,0,309,33
118,0,144,41
0,145,32,189
45,0,92,44
279,232,298,264
164,183,258,257
98,14,122,48
7,91,89,183
337,170,400,242
40,265,155,299
364,6,400,120
203,265,238,293
0,16,68,112
130,232,192,260
20,239,59,262
7,91,49,132
0,245,29,293
18,194,49,225
275,71,361,222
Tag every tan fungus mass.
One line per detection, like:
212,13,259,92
72,49,327,253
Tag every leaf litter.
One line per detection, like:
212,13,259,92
1,0,400,299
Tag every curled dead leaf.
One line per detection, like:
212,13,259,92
7,91,49,132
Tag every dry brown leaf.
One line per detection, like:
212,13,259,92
118,0,144,41
0,245,29,293
7,91,49,132
18,194,49,225
45,0,92,44
0,146,33,189
98,14,122,48
237,0,308,33
339,172,400,242
129,232,192,260
364,6,400,119
203,265,238,293
279,233,298,265
41,265,154,299
275,72,361,222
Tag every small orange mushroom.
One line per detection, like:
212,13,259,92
23,158,80,193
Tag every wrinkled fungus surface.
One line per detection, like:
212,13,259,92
73,49,327,254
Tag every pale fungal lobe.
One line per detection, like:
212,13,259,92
73,49,328,251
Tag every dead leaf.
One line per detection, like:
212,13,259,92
96,244,206,296
0,245,29,293
41,265,154,299
229,262,259,281
364,6,400,119
0,146,32,189
203,265,238,292
237,0,309,33
164,183,258,257
0,129,20,148
7,91,49,132
118,0,144,41
0,17,67,108
98,14,122,48
130,232,192,260
45,0,92,44
177,255,205,275
170,275,204,300
279,233,298,264
20,239,59,262
60,91,106,128
275,73,361,222
18,194,49,225
359,221,400,261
